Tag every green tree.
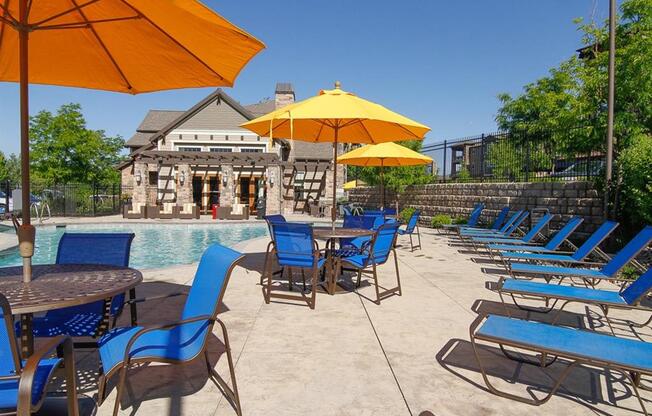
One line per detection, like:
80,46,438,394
0,152,8,182
0,152,21,185
29,103,124,185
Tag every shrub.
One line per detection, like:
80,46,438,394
456,167,471,182
617,134,652,230
399,207,416,223
452,216,468,225
430,214,452,228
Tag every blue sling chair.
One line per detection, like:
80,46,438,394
470,312,652,415
262,222,326,309
28,233,136,347
496,268,652,330
443,202,484,231
261,215,287,285
337,222,401,305
457,206,509,235
0,294,79,415
497,220,619,265
97,244,244,416
398,210,422,251
459,210,528,238
470,212,552,246
508,225,652,285
337,214,379,256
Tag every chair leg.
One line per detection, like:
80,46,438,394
215,319,243,416
61,338,80,416
310,266,319,310
112,363,129,416
301,269,307,292
356,269,362,288
372,263,381,305
409,234,414,251
288,267,294,292
416,226,422,250
393,249,402,296
129,288,138,326
97,367,107,406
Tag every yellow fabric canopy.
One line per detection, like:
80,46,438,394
343,179,367,190
240,84,430,143
338,142,433,167
0,0,265,93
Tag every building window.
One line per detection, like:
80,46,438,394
240,148,263,153
148,171,158,186
210,147,233,153
178,146,201,152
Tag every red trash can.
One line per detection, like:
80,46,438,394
212,204,218,220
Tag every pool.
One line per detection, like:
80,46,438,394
0,223,268,269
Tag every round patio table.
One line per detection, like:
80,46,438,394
0,264,142,357
313,227,374,294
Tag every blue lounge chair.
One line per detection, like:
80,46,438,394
338,222,401,304
458,206,509,234
509,225,652,283
488,216,583,255
444,203,484,231
97,244,244,416
497,220,619,265
471,212,552,245
29,233,136,345
398,209,421,251
460,210,528,238
262,222,326,309
470,313,652,414
383,207,397,216
0,294,79,415
497,268,652,327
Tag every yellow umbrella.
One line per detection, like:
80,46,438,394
343,179,366,190
1,0,264,282
338,142,432,208
241,82,430,223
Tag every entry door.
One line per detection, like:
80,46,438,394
209,177,220,207
192,177,202,207
239,177,250,208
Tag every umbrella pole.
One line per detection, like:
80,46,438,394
380,162,384,210
332,129,338,230
18,0,34,283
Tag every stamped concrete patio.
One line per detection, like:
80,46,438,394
48,225,650,415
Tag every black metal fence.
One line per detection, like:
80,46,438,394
1,181,124,217
422,126,605,182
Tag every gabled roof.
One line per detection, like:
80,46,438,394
125,110,185,148
244,99,275,117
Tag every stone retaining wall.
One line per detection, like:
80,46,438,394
349,181,603,239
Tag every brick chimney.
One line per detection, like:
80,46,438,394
275,82,295,109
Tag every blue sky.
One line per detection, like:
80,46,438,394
0,0,612,155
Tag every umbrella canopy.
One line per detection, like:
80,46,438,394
337,142,432,167
343,179,366,191
241,82,430,223
1,0,264,282
338,142,432,208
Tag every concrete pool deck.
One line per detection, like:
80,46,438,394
32,223,650,416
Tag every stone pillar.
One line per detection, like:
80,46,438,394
265,165,282,215
219,164,234,207
132,162,148,205
176,164,193,204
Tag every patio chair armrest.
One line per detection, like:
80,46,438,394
124,292,187,305
123,315,213,361
19,335,74,414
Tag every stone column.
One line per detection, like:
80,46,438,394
219,164,234,207
265,165,282,214
132,162,148,205
176,164,193,204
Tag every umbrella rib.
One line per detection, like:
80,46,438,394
66,0,134,91
393,123,421,140
0,0,15,24
117,0,228,83
36,15,141,30
356,120,375,143
31,0,99,27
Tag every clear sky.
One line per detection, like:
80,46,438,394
0,0,612,155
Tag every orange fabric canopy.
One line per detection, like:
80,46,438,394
0,0,265,93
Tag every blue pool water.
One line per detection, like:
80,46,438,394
0,223,268,269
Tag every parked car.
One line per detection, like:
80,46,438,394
550,160,605,180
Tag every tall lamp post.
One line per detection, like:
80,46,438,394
604,0,616,219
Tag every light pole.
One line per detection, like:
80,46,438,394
604,0,616,219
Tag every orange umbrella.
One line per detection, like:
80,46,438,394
1,0,264,281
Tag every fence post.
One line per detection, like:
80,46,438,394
92,182,97,217
442,140,447,183
480,134,485,182
525,140,531,182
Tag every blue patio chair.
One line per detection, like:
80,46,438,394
338,214,382,255
496,220,619,265
338,222,401,304
0,294,79,415
443,202,484,231
496,268,652,327
97,244,244,416
469,313,652,414
470,212,552,246
398,210,421,251
509,225,652,284
262,222,326,309
459,210,527,238
29,233,136,345
261,215,287,285
487,216,583,256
